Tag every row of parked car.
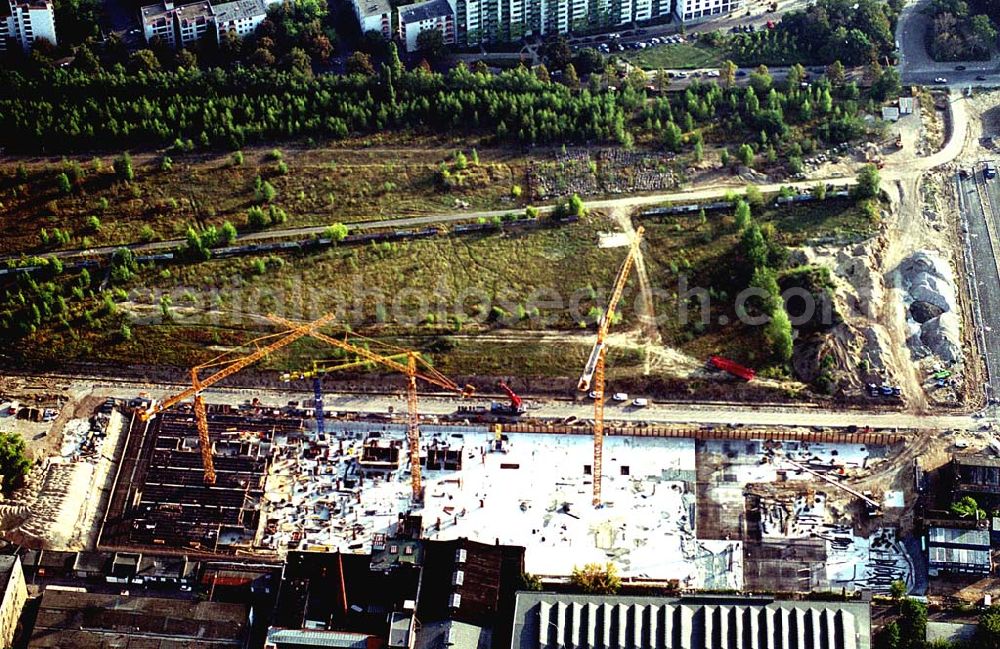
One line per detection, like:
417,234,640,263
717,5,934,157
596,33,693,54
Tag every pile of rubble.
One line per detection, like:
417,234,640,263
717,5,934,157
900,250,962,363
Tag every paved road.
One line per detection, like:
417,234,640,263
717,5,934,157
957,170,1000,398
897,0,1000,87
960,166,1000,407
57,374,980,431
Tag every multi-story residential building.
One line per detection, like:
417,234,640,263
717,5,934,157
0,0,56,52
351,0,393,40
212,0,271,40
447,0,672,48
674,0,741,22
139,0,278,48
398,0,455,52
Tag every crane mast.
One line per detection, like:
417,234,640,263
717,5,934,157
266,314,474,503
139,313,337,484
579,226,644,507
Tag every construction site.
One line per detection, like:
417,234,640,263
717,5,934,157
0,223,939,596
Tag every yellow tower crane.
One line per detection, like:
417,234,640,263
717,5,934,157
138,313,336,485
266,314,475,503
577,226,644,507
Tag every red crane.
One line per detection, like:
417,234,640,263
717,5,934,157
497,381,524,413
709,355,756,381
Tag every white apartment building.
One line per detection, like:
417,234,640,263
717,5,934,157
351,0,392,40
674,0,741,22
213,0,271,40
0,0,56,52
139,0,279,48
448,0,669,47
398,0,454,52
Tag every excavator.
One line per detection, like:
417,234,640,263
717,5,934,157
492,381,525,416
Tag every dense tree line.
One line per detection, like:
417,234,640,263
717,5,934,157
0,63,636,151
927,0,998,61
638,69,873,166
729,0,901,66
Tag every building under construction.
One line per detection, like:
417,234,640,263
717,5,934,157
99,403,306,555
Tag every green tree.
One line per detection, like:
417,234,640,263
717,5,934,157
220,220,238,245
56,172,72,194
765,308,793,362
889,579,907,600
741,222,768,270
563,63,579,88
855,164,881,199
160,156,173,172
898,598,927,649
734,200,752,231
0,432,31,494
247,206,268,229
745,184,764,209
417,28,449,61
663,121,683,152
258,180,277,204
875,621,901,649
977,605,1000,649
324,222,349,242
570,562,621,595
232,151,244,166
827,60,845,85
738,143,755,167
114,152,134,182
518,572,543,591
951,495,986,519
721,59,738,87
346,51,375,76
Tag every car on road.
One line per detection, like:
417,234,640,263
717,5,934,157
612,392,628,402
955,65,967,71
632,398,648,407
736,70,747,77
977,75,988,81
588,391,600,399
934,77,948,84
955,441,970,449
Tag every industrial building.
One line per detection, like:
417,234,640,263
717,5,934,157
950,454,1000,508
926,525,992,576
28,590,249,648
268,536,524,649
510,593,872,649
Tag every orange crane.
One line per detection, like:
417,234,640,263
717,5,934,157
138,313,336,485
577,226,644,507
266,314,475,502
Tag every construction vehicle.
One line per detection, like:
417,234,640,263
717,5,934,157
139,313,336,484
577,225,644,507
283,354,408,434
493,381,525,415
267,314,474,503
708,355,755,381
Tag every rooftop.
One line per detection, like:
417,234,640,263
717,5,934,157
29,590,248,648
399,0,452,24
511,593,872,649
212,0,267,23
355,0,390,18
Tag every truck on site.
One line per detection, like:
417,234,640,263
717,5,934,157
986,162,997,179
708,356,755,381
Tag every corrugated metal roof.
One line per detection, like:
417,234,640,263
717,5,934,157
929,546,991,568
267,628,373,648
512,594,871,649
928,527,990,548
